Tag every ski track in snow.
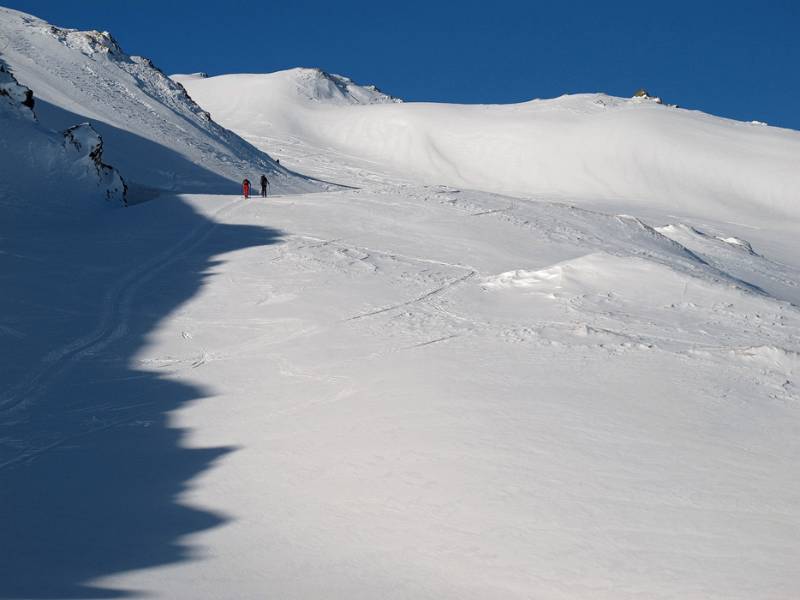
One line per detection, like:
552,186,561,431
3,174,800,597
0,198,245,468
345,270,477,321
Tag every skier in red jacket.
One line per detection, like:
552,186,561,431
242,178,251,199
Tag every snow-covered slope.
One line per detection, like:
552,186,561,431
3,13,800,600
5,182,799,599
1,60,126,212
176,70,800,223
0,8,320,196
175,68,401,107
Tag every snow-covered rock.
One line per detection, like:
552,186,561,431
0,58,127,209
172,71,209,80
631,87,663,103
0,62,35,119
63,123,127,204
44,26,125,58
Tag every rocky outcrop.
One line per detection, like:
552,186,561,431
0,62,35,118
632,88,664,104
44,25,125,58
1,58,127,207
323,70,402,105
63,123,128,205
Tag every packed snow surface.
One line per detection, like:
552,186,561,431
2,7,800,600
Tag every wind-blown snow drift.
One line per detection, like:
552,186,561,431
0,8,321,195
175,69,800,223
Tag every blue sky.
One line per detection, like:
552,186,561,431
5,0,799,129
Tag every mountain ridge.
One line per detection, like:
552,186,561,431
0,6,323,197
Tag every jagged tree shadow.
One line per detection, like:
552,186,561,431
0,195,282,598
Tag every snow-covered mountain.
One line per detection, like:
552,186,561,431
3,7,800,600
0,7,321,197
174,68,401,107
177,70,800,223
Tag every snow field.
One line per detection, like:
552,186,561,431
176,70,800,224
1,6,800,598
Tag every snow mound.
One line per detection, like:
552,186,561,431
486,253,659,298
485,252,750,307
178,70,800,223
482,250,800,358
0,7,320,195
734,345,800,376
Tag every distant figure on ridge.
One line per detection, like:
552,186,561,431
260,174,269,197
242,178,251,199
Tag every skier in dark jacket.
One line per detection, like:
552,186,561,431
242,178,251,199
260,174,269,197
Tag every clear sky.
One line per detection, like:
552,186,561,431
4,0,799,130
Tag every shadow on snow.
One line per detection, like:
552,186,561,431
0,194,282,598
35,100,243,198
